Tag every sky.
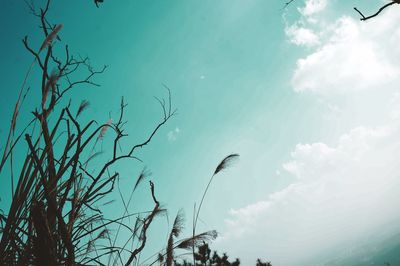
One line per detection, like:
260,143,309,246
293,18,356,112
1,0,400,265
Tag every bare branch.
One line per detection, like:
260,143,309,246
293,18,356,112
354,1,398,21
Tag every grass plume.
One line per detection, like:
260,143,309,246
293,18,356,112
39,24,63,53
166,209,185,266
192,153,239,264
98,119,112,139
177,230,218,250
76,100,90,118
214,153,240,175
133,167,152,192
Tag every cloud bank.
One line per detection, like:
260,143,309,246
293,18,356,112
217,2,400,265
288,3,400,94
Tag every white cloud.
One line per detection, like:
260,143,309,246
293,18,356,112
167,127,180,141
299,0,328,17
285,24,320,47
288,6,400,95
217,123,400,265
390,92,400,119
215,4,400,266
292,16,400,94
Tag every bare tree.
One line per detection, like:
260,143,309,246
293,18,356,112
0,1,237,265
0,1,176,265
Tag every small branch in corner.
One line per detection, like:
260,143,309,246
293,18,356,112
354,1,398,21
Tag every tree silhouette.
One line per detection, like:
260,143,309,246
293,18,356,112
195,242,211,265
256,258,272,266
175,243,269,266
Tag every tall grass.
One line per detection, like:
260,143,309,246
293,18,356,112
0,1,174,264
0,1,236,265
192,154,239,264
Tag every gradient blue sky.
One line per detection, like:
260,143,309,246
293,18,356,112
1,1,400,265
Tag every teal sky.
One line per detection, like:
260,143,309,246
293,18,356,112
2,1,400,265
